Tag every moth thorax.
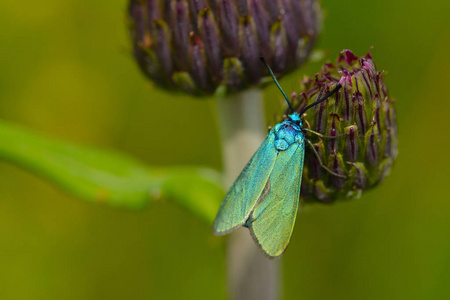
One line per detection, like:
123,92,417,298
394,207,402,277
274,123,303,151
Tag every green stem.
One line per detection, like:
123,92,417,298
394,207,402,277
216,88,280,300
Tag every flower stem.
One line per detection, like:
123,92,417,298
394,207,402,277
216,88,280,300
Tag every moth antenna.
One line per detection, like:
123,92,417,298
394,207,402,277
259,57,294,113
300,84,342,115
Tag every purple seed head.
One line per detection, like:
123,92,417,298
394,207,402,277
276,49,398,203
128,0,322,96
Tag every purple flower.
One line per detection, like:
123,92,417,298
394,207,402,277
277,49,398,203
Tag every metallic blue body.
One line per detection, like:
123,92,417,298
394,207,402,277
213,113,305,257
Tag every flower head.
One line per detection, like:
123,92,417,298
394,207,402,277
128,0,321,96
278,49,398,203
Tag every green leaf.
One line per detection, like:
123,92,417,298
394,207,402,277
0,120,224,223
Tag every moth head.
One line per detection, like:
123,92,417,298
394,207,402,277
288,113,302,127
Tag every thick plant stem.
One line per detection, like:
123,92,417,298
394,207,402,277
216,88,280,300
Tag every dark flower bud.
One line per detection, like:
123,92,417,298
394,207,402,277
276,49,398,203
128,0,322,96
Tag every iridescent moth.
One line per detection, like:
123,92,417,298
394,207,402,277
213,58,343,258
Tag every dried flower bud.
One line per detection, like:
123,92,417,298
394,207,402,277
128,0,321,96
278,49,398,203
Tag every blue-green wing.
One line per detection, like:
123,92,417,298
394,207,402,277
249,141,305,258
213,131,278,235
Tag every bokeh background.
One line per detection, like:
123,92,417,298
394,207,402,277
1,0,449,299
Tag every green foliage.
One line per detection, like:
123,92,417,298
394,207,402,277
0,120,223,222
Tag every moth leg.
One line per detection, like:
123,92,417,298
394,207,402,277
306,140,347,179
303,128,348,139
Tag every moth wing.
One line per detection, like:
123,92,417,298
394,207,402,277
249,141,305,258
213,131,278,235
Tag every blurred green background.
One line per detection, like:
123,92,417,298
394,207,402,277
0,0,449,299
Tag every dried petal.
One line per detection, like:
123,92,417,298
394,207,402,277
354,91,368,137
153,20,173,79
364,123,380,167
223,57,245,92
188,0,207,28
344,125,360,162
328,153,346,190
198,8,222,81
270,20,289,73
248,0,271,58
171,0,191,70
348,162,369,190
217,0,239,55
189,33,210,91
239,15,261,83
307,141,325,179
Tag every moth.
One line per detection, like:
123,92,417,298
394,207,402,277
213,58,343,258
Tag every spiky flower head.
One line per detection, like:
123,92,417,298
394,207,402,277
128,0,321,96
279,49,398,203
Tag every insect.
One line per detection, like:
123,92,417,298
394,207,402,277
213,57,343,258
